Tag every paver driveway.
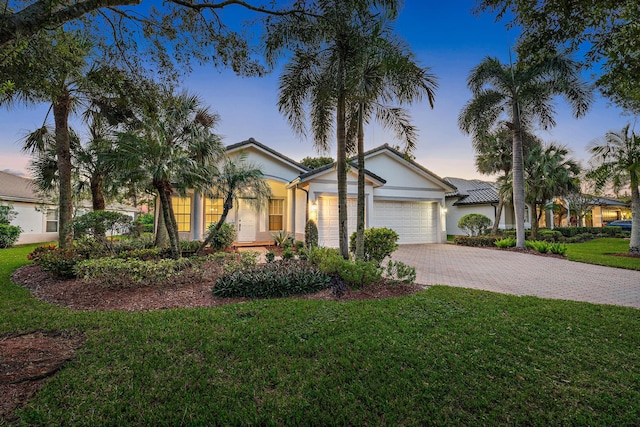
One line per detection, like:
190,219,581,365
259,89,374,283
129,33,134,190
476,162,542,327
393,244,640,309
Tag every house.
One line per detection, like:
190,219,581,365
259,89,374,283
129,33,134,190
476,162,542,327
0,170,137,245
544,196,631,227
173,138,455,247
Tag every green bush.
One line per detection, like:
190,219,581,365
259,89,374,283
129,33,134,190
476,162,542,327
75,257,193,288
32,247,85,278
305,219,318,248
385,260,417,285
265,250,276,263
548,242,568,255
494,237,517,248
73,211,133,240
208,251,258,274
337,260,382,288
0,203,17,224
294,240,305,251
349,227,399,264
297,247,309,261
282,247,294,259
272,230,293,247
309,247,344,274
0,224,22,248
537,229,563,242
454,235,499,247
564,233,594,243
207,222,237,251
213,260,331,298
180,240,201,253
116,248,163,261
137,213,155,233
458,214,492,236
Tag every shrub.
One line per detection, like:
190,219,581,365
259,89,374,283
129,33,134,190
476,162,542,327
282,247,294,259
112,233,156,252
208,251,258,274
207,223,236,251
349,227,399,264
305,219,318,248
564,233,594,243
137,213,155,233
537,229,563,242
337,260,382,288
265,250,276,263
0,224,22,248
0,203,17,224
458,214,492,236
297,247,309,261
385,260,417,285
180,240,201,254
75,257,193,288
272,230,293,247
116,248,163,261
494,237,517,248
32,247,85,278
454,235,499,247
72,211,133,241
549,242,568,255
526,240,550,253
294,240,305,251
213,260,331,298
309,247,344,274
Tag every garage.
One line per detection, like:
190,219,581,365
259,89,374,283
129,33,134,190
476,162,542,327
317,196,357,248
372,200,438,244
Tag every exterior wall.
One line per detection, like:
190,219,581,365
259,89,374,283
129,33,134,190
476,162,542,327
11,201,59,245
445,201,498,236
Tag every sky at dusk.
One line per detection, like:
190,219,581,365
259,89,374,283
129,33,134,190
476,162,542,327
0,1,631,180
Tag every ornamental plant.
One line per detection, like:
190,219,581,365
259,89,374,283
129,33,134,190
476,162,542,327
349,227,399,264
458,214,492,236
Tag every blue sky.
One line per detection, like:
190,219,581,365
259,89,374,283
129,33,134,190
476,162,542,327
0,1,630,180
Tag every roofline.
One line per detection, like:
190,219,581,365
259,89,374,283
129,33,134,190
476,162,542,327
226,138,310,173
292,161,387,186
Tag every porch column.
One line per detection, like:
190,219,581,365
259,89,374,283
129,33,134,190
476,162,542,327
290,188,296,235
193,191,203,240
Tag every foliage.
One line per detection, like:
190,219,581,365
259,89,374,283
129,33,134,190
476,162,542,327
72,211,133,240
525,240,568,256
75,257,194,288
297,247,309,261
180,240,202,253
206,222,236,252
0,203,17,224
294,240,305,251
537,230,563,242
0,224,22,248
494,238,517,249
385,260,417,285
272,230,293,247
453,235,499,247
336,260,382,288
265,250,276,263
349,227,399,264
309,247,344,274
300,156,334,169
213,260,330,299
305,219,318,248
115,248,163,261
30,246,85,278
208,251,258,275
136,213,154,233
457,214,492,237
281,247,295,260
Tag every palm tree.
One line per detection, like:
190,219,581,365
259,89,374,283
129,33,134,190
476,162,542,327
458,54,592,248
196,154,272,255
588,125,640,254
269,0,402,258
346,15,437,259
116,90,224,258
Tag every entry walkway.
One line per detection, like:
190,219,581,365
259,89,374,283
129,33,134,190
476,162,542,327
392,244,640,309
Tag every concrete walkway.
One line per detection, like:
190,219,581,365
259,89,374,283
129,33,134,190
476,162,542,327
393,244,640,309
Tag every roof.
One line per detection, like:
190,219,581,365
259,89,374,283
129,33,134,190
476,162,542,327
0,170,43,203
590,197,630,207
293,159,387,186
444,177,500,206
226,138,310,173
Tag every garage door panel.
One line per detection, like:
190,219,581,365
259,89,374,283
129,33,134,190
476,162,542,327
372,201,437,244
317,197,357,248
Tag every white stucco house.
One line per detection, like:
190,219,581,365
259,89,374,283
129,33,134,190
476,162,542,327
172,138,455,247
0,170,137,245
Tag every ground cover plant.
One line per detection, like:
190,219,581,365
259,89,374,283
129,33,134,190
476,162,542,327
2,244,640,425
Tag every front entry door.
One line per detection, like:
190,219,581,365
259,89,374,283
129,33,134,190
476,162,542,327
236,199,256,242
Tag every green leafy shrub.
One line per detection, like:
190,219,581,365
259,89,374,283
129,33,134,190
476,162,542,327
32,247,85,278
526,240,550,253
548,242,568,255
112,233,156,251
305,219,318,248
309,247,344,274
75,257,193,288
494,237,517,248
564,233,594,243
297,247,309,261
272,230,293,247
282,247,294,259
337,260,382,288
0,203,17,224
385,260,417,284
454,235,499,247
209,251,258,274
458,214,492,236
137,213,155,233
294,240,305,251
116,248,163,261
265,250,276,263
349,227,399,264
207,223,236,251
73,211,133,240
0,224,22,248
180,240,201,253
537,229,563,242
213,260,330,298
27,244,58,262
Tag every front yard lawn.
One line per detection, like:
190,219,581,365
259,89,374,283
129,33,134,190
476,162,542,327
566,238,640,270
1,244,639,425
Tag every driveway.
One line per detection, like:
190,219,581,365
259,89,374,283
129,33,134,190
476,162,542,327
393,244,640,309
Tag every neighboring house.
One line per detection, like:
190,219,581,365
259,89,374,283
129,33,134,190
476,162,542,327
444,177,531,235
173,138,455,247
545,196,631,227
0,170,137,245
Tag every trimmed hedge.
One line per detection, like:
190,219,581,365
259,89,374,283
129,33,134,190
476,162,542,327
454,235,500,247
349,227,399,264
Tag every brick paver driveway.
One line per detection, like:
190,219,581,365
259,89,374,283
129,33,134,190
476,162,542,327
393,244,640,309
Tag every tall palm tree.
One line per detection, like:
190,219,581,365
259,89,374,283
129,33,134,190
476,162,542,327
116,90,224,258
269,0,401,258
588,125,640,254
196,153,272,255
458,54,592,248
346,14,437,259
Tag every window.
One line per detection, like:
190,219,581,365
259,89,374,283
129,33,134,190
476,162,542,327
205,197,224,229
46,209,58,232
171,196,192,232
268,199,284,231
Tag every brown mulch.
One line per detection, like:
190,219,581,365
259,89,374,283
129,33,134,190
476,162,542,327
3,262,419,422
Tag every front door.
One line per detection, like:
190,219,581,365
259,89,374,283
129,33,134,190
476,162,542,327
236,199,256,242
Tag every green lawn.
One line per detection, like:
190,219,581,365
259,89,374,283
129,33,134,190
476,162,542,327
2,244,640,425
566,238,640,270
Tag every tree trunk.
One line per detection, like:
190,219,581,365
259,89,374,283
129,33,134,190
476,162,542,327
511,103,526,249
491,198,504,235
355,105,365,260
196,191,233,255
52,89,74,248
155,180,181,259
155,199,168,248
530,203,542,240
629,173,639,254
90,174,106,211
336,89,349,259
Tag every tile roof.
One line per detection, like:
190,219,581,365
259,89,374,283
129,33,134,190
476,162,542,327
444,177,499,205
226,138,310,172
0,170,43,202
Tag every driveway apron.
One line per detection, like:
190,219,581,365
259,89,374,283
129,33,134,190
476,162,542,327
393,244,640,309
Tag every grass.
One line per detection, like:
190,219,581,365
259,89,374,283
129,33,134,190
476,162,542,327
2,244,640,425
566,238,640,270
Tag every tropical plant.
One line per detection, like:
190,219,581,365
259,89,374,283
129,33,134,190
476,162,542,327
588,125,640,254
458,214,492,237
458,54,592,248
196,154,271,255
300,156,334,170
305,219,319,248
349,227,399,265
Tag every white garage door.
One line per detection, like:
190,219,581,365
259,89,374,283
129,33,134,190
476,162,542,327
372,201,438,244
317,197,357,248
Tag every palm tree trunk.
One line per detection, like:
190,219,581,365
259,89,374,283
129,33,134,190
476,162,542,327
629,173,639,254
491,198,504,235
156,180,181,259
53,89,74,249
154,199,168,248
355,104,365,260
530,203,542,240
336,90,349,259
512,104,526,249
90,174,106,211
196,192,233,255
